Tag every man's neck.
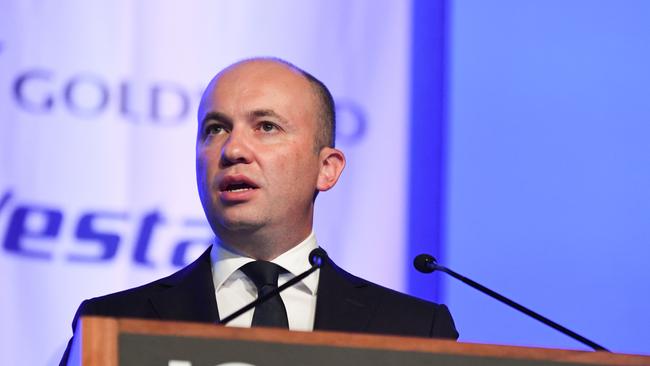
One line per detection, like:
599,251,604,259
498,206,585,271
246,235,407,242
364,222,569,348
216,226,313,261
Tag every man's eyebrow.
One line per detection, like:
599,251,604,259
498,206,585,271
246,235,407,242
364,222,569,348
201,111,232,126
249,109,288,123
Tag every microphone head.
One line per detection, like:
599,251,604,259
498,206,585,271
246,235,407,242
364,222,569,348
309,248,328,267
413,254,438,273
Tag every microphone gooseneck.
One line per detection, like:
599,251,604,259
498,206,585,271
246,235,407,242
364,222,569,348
219,248,328,326
414,253,609,352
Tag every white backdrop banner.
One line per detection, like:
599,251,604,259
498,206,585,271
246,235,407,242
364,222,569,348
0,1,412,364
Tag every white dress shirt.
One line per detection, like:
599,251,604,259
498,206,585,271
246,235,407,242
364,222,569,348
210,232,320,331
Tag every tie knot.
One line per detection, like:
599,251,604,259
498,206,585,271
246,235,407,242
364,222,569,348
240,261,286,290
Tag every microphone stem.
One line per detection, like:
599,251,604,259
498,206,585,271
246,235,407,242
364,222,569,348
219,265,319,326
435,264,609,352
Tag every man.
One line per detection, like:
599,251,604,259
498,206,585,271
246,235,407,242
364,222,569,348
60,58,458,364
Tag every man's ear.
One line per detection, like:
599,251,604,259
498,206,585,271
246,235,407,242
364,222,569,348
316,147,346,192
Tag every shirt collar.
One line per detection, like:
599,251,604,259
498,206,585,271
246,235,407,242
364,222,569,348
210,231,319,295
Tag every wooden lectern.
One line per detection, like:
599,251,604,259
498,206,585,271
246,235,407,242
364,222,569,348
68,316,649,366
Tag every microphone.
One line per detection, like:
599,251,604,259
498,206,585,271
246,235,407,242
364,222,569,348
219,248,328,326
414,254,609,352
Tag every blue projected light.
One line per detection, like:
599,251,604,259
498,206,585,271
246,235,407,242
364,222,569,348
444,0,650,355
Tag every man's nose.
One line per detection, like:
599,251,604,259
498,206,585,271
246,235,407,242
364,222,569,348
220,128,253,166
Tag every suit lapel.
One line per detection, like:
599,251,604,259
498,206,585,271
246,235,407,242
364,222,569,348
313,258,376,333
145,248,376,331
149,246,221,323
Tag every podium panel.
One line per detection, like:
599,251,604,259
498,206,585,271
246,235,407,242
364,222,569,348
70,317,650,366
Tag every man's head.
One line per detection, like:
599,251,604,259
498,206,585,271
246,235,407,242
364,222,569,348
196,58,345,259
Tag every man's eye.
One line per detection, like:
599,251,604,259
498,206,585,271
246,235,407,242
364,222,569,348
205,124,226,135
260,122,277,132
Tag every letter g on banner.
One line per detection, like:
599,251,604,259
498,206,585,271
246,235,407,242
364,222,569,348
13,69,55,113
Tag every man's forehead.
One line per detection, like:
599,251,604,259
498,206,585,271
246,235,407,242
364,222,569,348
199,59,318,114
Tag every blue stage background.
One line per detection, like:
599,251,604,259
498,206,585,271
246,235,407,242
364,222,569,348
441,0,650,354
1,1,649,364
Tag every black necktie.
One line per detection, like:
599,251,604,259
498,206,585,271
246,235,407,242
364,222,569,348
240,261,289,328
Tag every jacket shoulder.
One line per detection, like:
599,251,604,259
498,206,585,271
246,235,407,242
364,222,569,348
369,281,459,339
60,249,215,366
72,247,211,323
323,259,459,339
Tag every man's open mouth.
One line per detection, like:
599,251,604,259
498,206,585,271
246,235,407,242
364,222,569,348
223,182,256,192
218,175,260,193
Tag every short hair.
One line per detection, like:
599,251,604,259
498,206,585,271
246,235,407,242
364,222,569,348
301,71,336,149
254,57,336,150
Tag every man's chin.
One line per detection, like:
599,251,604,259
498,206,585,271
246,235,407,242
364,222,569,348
205,204,265,233
216,217,264,233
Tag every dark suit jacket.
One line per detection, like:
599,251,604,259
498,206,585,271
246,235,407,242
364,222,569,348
60,247,458,364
